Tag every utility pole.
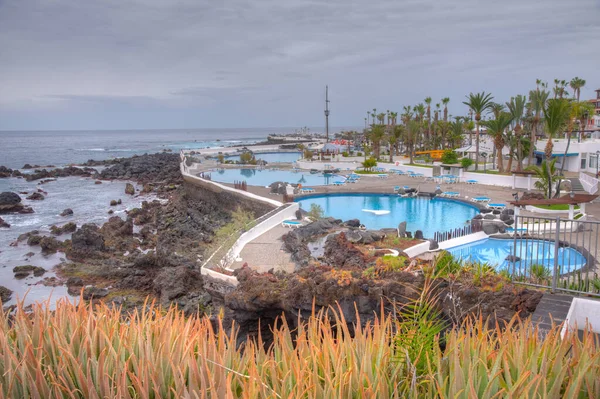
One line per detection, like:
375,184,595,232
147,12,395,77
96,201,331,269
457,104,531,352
324,85,330,142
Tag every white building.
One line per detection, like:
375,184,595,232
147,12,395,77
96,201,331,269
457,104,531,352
535,138,600,174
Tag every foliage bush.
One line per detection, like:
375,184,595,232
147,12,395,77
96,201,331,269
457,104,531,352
2,298,599,397
217,154,225,163
239,152,254,164
460,157,474,169
441,149,459,164
357,152,363,157
303,149,314,160
342,151,349,157
307,203,324,220
362,157,377,171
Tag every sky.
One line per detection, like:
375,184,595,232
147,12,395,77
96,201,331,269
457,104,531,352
1,0,599,131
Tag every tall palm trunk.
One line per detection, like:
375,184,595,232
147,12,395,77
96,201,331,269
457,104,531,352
544,140,554,198
515,125,523,172
495,136,505,173
475,121,480,170
554,122,575,197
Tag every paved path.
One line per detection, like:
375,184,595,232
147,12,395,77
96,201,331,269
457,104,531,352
229,225,296,273
531,293,574,336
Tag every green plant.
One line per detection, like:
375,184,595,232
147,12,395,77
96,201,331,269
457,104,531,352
303,149,314,159
530,264,551,284
217,154,225,163
307,203,324,220
460,157,474,169
239,152,254,164
375,255,407,273
361,157,377,171
440,149,459,164
433,251,462,278
357,152,363,157
341,151,349,157
362,266,377,279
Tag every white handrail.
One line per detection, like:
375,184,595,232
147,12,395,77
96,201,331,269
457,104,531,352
579,172,599,194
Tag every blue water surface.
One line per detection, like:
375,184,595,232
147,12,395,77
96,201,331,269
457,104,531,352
225,152,301,163
209,169,341,186
295,194,479,237
448,238,586,272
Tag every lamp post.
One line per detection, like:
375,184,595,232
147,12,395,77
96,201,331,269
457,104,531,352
596,150,600,178
481,152,488,173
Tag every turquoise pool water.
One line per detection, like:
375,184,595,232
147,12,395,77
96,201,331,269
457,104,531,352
295,194,478,237
209,169,341,186
448,238,586,272
225,152,301,163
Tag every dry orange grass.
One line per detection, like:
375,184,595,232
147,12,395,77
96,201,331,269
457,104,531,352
0,299,599,398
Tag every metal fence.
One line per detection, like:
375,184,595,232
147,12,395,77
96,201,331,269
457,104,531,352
509,215,600,297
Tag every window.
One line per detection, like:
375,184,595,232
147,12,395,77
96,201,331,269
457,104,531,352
590,155,598,170
581,157,587,169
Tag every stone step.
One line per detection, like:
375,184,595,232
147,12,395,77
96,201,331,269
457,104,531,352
569,178,585,192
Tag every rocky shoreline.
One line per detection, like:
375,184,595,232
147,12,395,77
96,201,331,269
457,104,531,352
1,152,543,344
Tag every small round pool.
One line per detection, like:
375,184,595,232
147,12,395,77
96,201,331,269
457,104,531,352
225,152,301,163
296,194,479,238
209,168,342,186
448,238,586,272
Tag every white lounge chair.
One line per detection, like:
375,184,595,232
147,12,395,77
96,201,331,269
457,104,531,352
282,220,302,228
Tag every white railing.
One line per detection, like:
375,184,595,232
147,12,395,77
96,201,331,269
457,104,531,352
579,172,599,194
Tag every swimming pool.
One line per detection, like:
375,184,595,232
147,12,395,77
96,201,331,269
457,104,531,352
295,194,479,237
448,238,586,272
225,152,301,163
209,169,341,186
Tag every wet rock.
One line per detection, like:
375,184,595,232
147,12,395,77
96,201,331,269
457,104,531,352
50,222,77,235
482,222,506,235
484,214,496,220
0,217,9,228
26,192,45,200
125,183,135,195
397,221,407,237
110,200,118,206
0,192,26,214
60,208,74,217
24,166,97,182
13,265,46,277
429,240,439,250
0,166,15,178
99,153,182,185
505,255,521,262
95,180,102,184
108,209,114,214
42,277,63,287
82,286,109,300
414,230,424,240
345,219,361,228
0,286,13,302
39,236,63,253
72,224,105,252
27,235,43,246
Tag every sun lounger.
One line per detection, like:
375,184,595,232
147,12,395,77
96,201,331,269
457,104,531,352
393,186,400,192
441,191,459,197
472,196,491,203
466,179,478,184
488,203,506,210
377,174,388,179
331,181,346,186
282,220,302,228
300,188,315,193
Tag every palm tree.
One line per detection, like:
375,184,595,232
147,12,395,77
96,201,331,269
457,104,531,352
424,97,432,148
389,125,403,163
490,102,506,118
527,159,560,198
542,98,572,198
569,77,586,101
369,124,386,160
481,112,513,174
463,92,494,170
553,101,595,195
406,120,419,164
449,119,465,148
442,97,450,122
527,87,549,164
507,95,527,171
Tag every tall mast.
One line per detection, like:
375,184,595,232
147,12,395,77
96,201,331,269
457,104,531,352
324,85,330,142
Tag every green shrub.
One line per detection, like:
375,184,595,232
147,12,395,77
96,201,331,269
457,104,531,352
307,203,324,220
357,152,363,157
362,157,377,171
239,152,254,164
460,157,474,169
217,154,225,163
342,151,349,157
441,150,459,164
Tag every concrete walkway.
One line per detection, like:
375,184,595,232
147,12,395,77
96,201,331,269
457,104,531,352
229,225,296,273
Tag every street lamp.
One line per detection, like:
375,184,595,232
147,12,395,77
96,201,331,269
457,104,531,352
481,152,488,173
596,150,600,178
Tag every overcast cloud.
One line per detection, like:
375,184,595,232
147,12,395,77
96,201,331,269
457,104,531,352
1,0,599,130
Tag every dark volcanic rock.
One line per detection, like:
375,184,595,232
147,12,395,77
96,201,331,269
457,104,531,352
50,222,77,235
398,221,407,237
71,224,105,252
26,192,45,200
414,230,424,240
0,192,21,212
39,236,63,253
0,286,13,302
13,265,46,277
125,183,135,195
0,166,19,178
344,219,361,228
23,166,97,182
429,240,439,250
99,153,182,184
0,217,9,228
60,208,74,217
82,286,109,300
323,232,367,269
282,218,343,267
